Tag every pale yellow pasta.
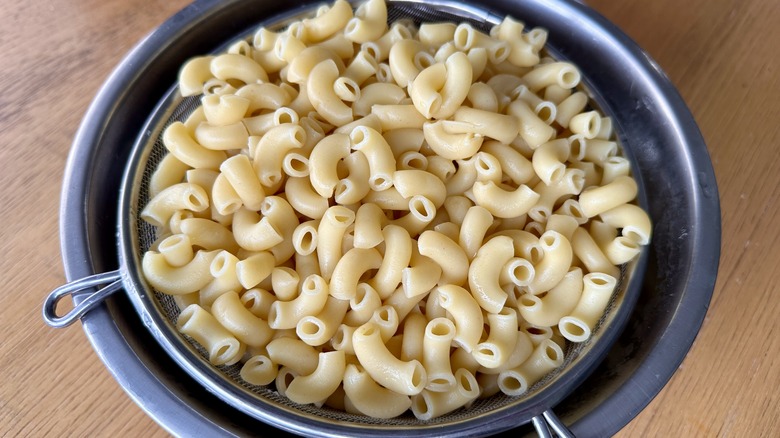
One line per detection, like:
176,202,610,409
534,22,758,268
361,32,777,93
506,99,555,149
177,303,244,366
199,250,242,307
301,0,353,43
467,235,514,313
142,249,219,295
350,125,397,190
528,168,585,223
517,267,583,327
335,151,372,205
571,227,620,278
210,53,268,85
582,138,619,167
343,282,382,326
411,368,480,420
269,267,299,301
371,104,428,131
352,82,406,117
368,304,399,343
292,220,319,256
569,111,602,139
477,330,534,375
473,307,519,369
333,113,382,135
599,204,652,245
453,23,510,64
471,180,540,219
285,176,330,219
344,0,387,43
251,123,306,187
401,245,442,298
473,151,503,184
436,285,483,353
370,225,412,298
532,139,570,185
601,156,631,185
527,230,573,295
450,107,519,145
179,56,216,96
201,93,250,127
399,310,427,362
307,59,354,126
555,91,588,128
398,151,429,171
352,322,427,396
240,288,274,320
212,290,274,347
218,154,264,211
157,234,194,268
422,317,457,392
308,133,351,198
286,350,346,405
150,154,191,199
602,235,642,265
458,205,494,261
240,354,278,386
343,364,412,418
329,247,382,300
392,169,447,208
423,120,484,160
163,122,227,169
235,251,275,289
382,128,425,157
296,296,350,346
417,230,469,286
522,62,580,92
545,213,580,242
231,207,283,252
268,274,329,329
317,206,356,279
418,22,456,47
243,107,297,137
139,1,656,420
559,272,618,342
265,337,319,375
388,39,426,88
344,50,379,85
497,339,563,396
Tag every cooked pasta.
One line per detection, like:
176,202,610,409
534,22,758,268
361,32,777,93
140,0,652,421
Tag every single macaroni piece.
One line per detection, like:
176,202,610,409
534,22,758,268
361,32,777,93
353,322,427,396
140,0,654,421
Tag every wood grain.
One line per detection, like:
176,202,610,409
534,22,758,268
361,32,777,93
1,0,777,436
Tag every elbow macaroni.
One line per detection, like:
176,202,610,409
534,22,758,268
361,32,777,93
141,0,652,421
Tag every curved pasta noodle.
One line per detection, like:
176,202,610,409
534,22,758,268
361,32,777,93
352,322,427,396
343,364,412,418
467,235,515,313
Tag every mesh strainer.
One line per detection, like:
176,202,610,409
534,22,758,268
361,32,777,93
43,1,647,436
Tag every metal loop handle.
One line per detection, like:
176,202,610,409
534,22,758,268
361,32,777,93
42,270,123,328
531,409,575,438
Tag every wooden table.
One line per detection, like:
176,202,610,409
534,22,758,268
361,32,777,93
2,0,777,436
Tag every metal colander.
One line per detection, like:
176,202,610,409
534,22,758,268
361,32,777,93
44,1,645,436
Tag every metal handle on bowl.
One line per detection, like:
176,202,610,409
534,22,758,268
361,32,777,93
531,409,575,438
42,270,123,328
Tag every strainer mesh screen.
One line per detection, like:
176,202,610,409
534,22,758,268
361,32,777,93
131,0,631,429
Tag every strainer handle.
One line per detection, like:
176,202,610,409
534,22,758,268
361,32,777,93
42,270,123,328
531,409,575,438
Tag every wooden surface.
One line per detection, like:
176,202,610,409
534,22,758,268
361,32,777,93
1,0,777,436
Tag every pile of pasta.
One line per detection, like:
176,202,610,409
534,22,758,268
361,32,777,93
140,0,651,421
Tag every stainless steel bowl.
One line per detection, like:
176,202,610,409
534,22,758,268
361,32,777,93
58,0,720,436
